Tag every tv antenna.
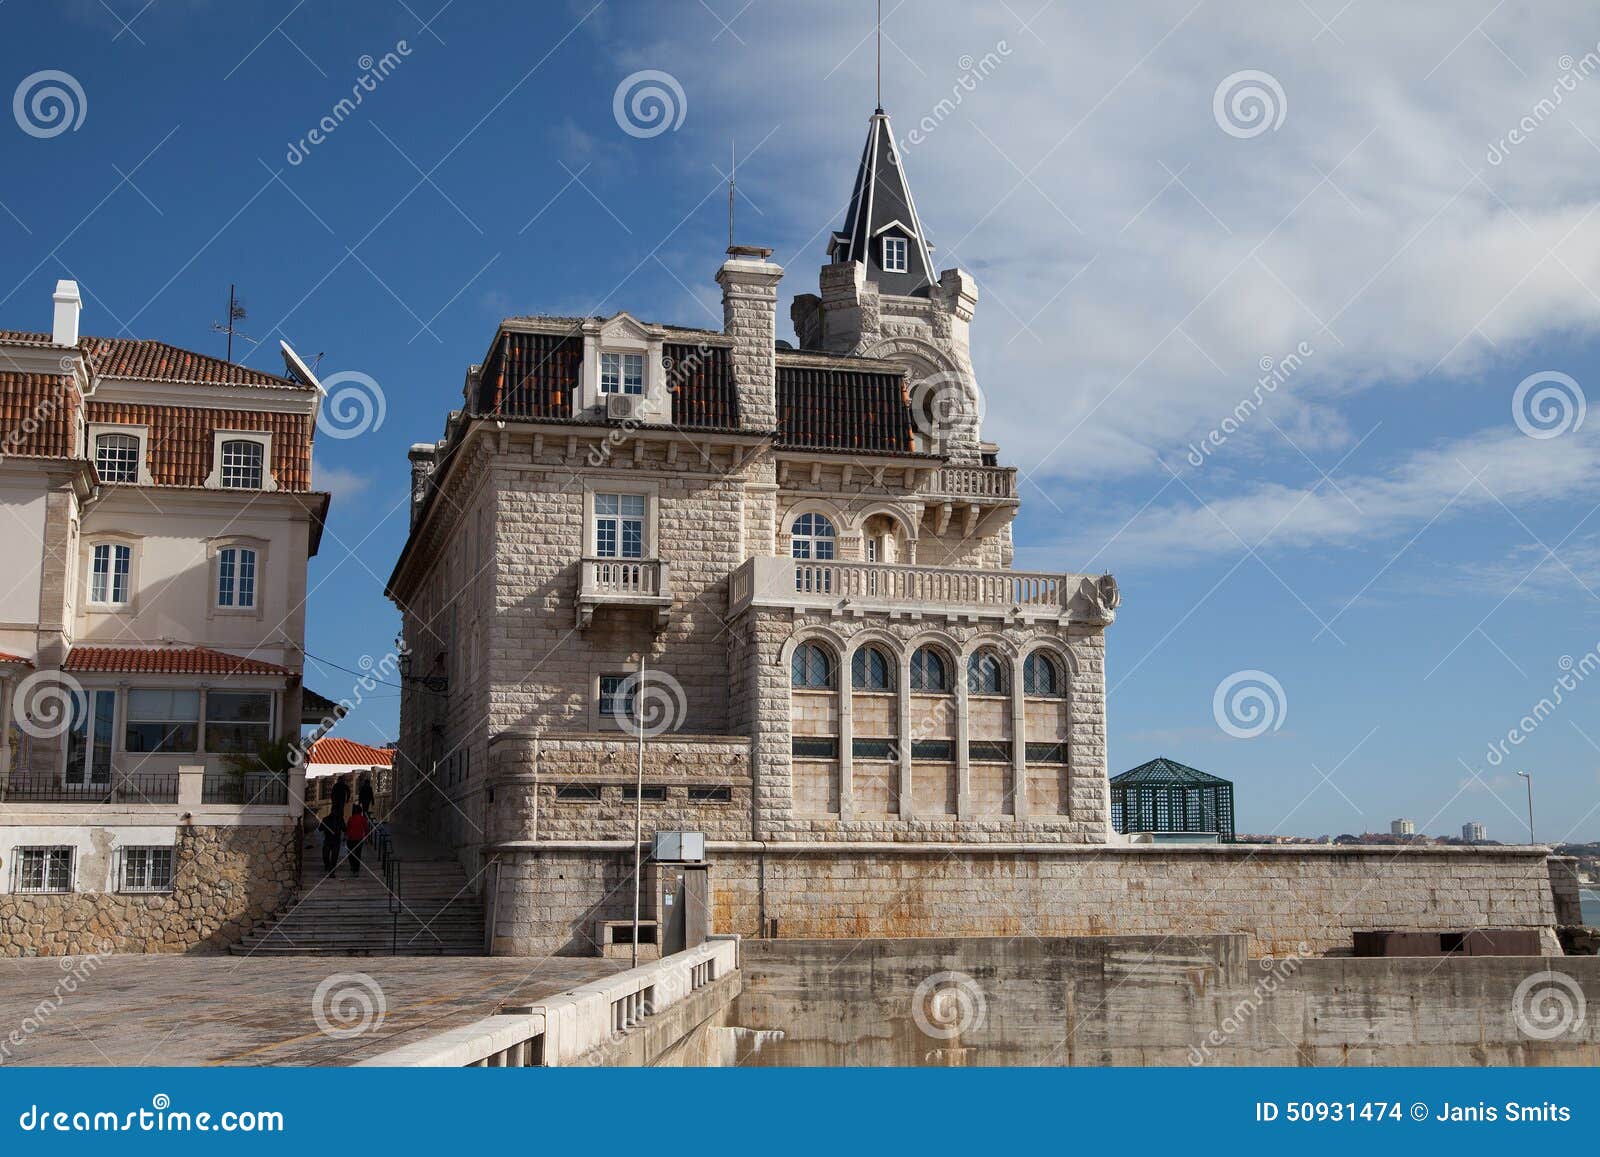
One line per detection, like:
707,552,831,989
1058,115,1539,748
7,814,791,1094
727,137,736,249
876,0,883,111
211,284,254,362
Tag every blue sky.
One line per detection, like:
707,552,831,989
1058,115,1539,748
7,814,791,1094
5,1,1600,842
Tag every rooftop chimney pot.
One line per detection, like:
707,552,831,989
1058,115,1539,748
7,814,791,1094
51,279,81,347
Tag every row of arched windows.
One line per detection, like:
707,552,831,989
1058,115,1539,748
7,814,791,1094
791,642,1065,696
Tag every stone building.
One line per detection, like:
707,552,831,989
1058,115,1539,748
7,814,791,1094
390,108,1571,958
0,284,327,954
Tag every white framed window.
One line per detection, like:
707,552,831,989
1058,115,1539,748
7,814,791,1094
220,439,264,488
120,846,174,893
594,492,646,559
217,546,258,608
600,352,645,396
124,689,200,754
11,847,73,894
790,513,836,561
882,235,908,274
89,542,131,606
204,691,273,754
94,432,141,483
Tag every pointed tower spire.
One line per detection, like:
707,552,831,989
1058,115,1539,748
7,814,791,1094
827,110,938,296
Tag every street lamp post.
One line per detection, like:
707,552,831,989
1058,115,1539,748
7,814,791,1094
1516,770,1535,845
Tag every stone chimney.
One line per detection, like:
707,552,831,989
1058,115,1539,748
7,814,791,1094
716,246,782,431
408,442,438,530
51,279,81,346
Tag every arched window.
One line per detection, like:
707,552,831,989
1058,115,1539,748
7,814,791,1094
851,646,894,691
790,513,836,560
1024,651,1063,696
791,642,835,689
220,439,264,489
909,646,949,692
967,649,1008,695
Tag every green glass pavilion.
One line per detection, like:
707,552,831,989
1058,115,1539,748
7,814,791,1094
1110,757,1235,842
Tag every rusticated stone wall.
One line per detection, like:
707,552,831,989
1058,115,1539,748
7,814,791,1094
0,824,298,957
486,842,1563,959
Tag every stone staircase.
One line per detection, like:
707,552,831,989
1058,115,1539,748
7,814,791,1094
231,829,485,957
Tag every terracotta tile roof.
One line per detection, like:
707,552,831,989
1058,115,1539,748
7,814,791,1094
0,371,78,458
0,331,310,390
776,362,916,453
63,645,293,677
306,737,394,766
664,342,738,427
0,651,33,666
475,329,581,419
86,400,313,490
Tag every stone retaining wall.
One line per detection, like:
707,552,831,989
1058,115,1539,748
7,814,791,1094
486,841,1562,959
0,824,298,957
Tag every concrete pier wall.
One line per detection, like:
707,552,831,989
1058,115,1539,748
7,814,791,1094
729,935,1600,1067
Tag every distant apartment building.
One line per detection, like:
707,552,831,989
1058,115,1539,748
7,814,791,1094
1463,821,1487,842
0,282,330,955
1391,818,1417,836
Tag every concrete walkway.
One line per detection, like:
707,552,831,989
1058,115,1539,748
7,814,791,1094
0,954,621,1066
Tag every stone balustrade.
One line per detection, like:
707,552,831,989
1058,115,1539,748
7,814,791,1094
577,557,672,628
928,464,1017,500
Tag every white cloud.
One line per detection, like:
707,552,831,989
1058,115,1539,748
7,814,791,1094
312,456,373,503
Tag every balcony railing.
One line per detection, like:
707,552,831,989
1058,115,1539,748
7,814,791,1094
928,465,1018,501
577,558,672,629
201,772,290,806
730,556,1100,622
0,771,180,804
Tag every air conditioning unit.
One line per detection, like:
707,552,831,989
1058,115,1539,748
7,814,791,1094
607,394,644,421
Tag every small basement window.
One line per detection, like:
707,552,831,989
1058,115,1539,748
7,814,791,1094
687,785,732,803
554,783,602,802
621,784,668,802
791,736,839,758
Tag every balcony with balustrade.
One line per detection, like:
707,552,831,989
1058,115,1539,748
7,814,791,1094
729,555,1114,626
577,558,673,629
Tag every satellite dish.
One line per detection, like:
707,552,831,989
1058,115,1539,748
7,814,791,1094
279,340,324,393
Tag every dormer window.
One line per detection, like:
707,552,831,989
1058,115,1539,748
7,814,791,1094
94,433,140,483
600,352,645,396
220,439,264,489
882,236,908,274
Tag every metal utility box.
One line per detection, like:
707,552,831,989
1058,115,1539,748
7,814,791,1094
652,830,705,862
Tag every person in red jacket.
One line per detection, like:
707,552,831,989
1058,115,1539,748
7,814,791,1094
344,805,370,878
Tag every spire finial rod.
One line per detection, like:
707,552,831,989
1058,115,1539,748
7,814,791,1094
875,0,883,112
728,137,736,249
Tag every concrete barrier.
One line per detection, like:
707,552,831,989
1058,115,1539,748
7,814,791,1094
359,936,739,1067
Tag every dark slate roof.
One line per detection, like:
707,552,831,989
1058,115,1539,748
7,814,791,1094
829,109,938,296
1112,757,1232,787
